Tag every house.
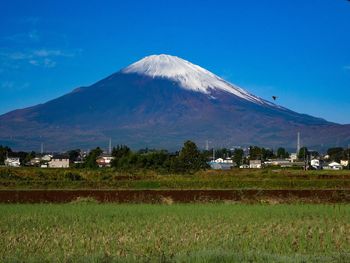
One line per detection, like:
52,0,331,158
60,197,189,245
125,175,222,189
96,154,114,167
223,158,234,164
289,153,298,162
28,154,53,167
340,160,349,167
29,157,41,166
4,157,20,167
310,159,322,169
264,159,291,167
41,154,53,162
249,160,262,169
324,162,343,170
48,156,69,168
213,158,233,164
213,158,224,163
209,161,233,170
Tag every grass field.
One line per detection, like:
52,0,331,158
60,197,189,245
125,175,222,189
1,203,350,262
1,167,350,190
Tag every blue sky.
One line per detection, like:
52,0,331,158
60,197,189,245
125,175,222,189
1,0,350,123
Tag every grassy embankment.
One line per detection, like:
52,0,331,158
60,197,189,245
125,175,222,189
0,203,349,262
1,167,350,189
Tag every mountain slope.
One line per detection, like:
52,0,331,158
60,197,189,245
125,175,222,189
0,54,349,151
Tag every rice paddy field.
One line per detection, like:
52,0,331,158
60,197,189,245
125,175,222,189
1,203,350,262
1,167,350,190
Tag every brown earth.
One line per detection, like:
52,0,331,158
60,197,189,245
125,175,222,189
1,189,350,203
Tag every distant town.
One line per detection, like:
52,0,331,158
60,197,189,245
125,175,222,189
1,140,349,172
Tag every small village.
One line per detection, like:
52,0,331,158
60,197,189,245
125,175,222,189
2,143,349,171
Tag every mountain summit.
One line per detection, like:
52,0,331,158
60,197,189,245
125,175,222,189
122,54,268,105
0,54,349,151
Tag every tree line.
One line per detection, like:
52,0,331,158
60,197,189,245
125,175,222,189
83,141,208,173
1,143,349,172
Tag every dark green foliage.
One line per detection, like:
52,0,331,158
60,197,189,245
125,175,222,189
249,146,262,160
84,147,103,168
249,146,275,161
64,172,83,181
66,149,81,162
112,145,131,159
276,147,289,159
173,140,208,174
214,148,233,159
327,147,344,162
261,148,275,160
111,141,208,174
0,146,12,165
233,148,244,167
298,147,309,160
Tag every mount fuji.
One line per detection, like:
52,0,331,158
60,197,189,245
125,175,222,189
0,54,349,151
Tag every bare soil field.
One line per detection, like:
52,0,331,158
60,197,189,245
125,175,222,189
1,189,350,203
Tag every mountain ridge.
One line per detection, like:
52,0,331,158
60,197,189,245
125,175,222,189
0,54,349,151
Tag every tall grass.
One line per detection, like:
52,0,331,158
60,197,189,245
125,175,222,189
1,167,350,190
0,204,349,262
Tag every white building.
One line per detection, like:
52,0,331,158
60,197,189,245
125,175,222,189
249,160,262,169
265,159,291,167
324,162,343,170
340,160,349,167
310,159,322,169
4,157,20,167
289,153,298,162
42,154,53,161
48,157,69,168
96,155,114,167
213,158,233,164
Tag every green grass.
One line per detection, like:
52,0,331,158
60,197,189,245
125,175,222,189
1,167,350,190
1,203,350,262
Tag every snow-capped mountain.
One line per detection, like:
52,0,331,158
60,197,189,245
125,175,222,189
0,54,349,151
122,54,268,105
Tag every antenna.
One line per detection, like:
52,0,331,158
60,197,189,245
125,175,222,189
348,144,350,170
108,138,112,155
297,132,300,154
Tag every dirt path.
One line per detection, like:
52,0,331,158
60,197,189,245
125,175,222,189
1,189,350,203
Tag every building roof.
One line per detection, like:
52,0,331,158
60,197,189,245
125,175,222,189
52,155,69,160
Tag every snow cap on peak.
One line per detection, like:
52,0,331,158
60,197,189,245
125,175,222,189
122,54,266,104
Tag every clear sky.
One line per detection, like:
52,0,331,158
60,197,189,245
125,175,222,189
1,0,350,123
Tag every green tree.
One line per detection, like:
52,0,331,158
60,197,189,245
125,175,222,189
327,147,344,162
67,149,81,162
261,148,274,161
112,145,131,159
111,145,131,168
0,146,12,165
233,148,244,167
298,147,309,160
249,146,262,160
84,147,103,168
276,147,289,159
174,141,208,173
24,151,36,165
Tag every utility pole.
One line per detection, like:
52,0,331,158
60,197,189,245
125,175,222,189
205,140,209,151
108,138,112,155
348,144,350,170
41,142,44,155
297,132,300,154
212,148,215,161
